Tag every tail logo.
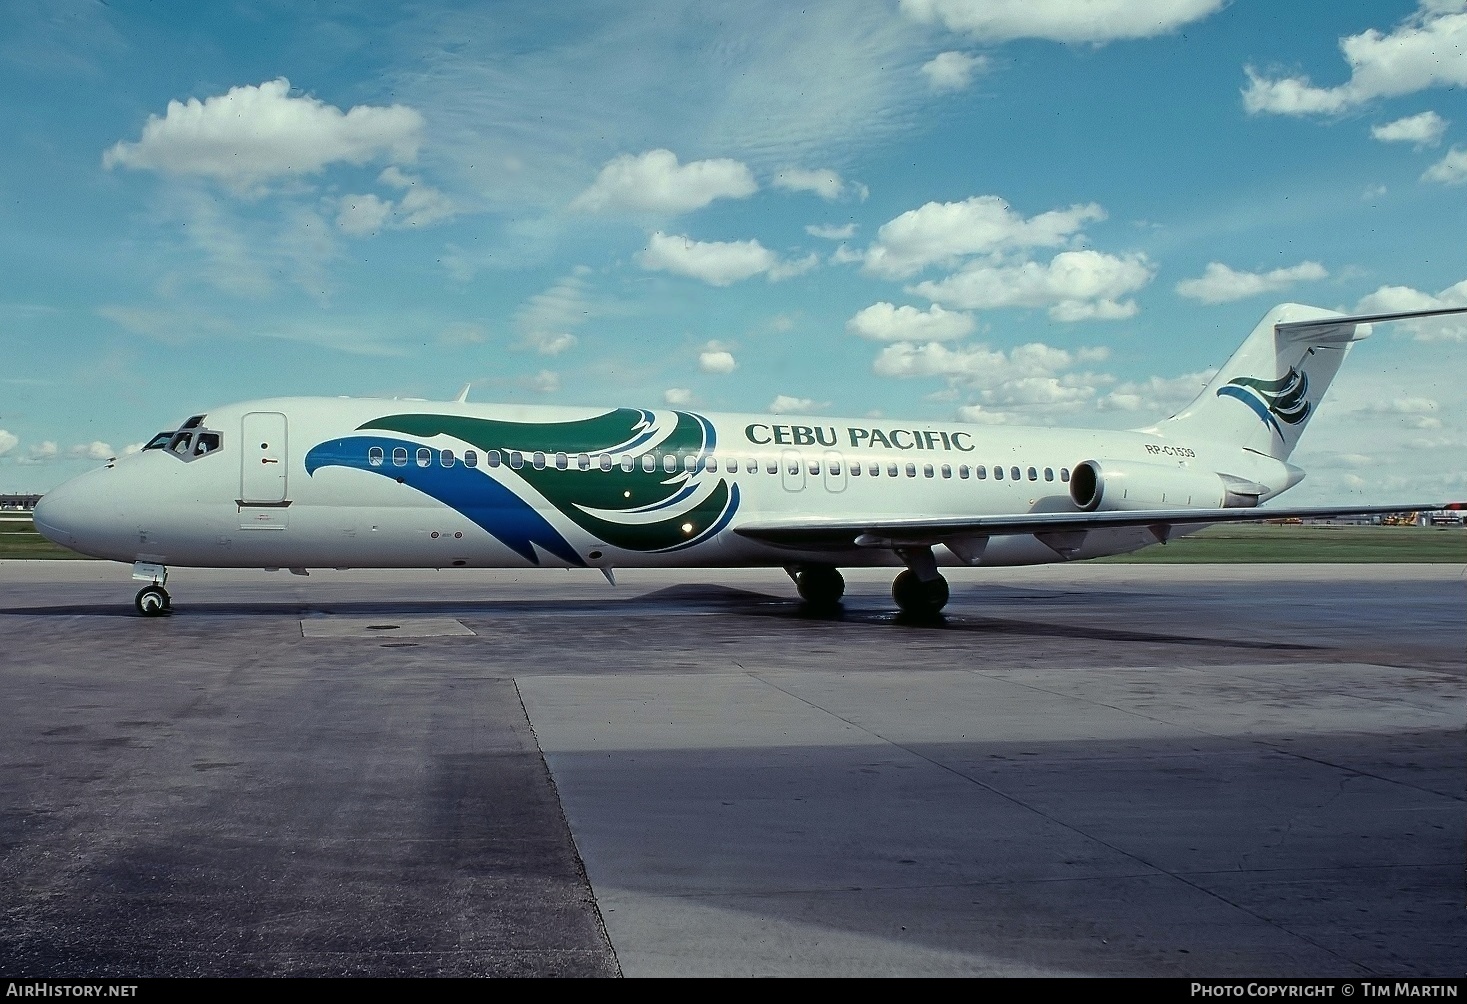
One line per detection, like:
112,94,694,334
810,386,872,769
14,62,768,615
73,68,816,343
1216,367,1310,438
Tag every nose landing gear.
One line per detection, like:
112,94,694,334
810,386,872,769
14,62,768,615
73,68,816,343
135,584,171,617
132,561,171,617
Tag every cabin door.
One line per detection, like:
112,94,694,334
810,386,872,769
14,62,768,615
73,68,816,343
240,412,289,504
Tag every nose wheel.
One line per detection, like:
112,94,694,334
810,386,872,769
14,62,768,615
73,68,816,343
135,584,171,617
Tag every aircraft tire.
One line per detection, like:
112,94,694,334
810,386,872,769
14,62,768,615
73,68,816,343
796,566,845,612
135,585,170,617
892,569,949,617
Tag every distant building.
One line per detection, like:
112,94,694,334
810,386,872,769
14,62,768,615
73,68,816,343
0,494,42,511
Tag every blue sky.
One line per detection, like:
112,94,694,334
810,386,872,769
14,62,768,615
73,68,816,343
2,0,1465,502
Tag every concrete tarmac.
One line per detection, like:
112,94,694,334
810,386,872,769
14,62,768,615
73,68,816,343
0,561,1461,977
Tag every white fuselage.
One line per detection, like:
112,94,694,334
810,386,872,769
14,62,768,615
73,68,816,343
33,397,1298,571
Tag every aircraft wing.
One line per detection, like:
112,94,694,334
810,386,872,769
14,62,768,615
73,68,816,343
733,503,1448,549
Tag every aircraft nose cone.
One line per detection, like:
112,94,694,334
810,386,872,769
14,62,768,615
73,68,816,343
32,480,85,548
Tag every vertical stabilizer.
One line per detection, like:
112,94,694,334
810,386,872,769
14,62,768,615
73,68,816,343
1152,303,1363,460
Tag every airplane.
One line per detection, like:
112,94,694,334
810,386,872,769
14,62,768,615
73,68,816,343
31,302,1465,618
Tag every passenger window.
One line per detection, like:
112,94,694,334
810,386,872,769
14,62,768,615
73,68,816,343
958,465,969,479
1028,467,1037,481
809,461,820,475
642,454,655,472
620,455,634,472
392,447,408,467
905,463,917,478
850,462,861,476
704,456,718,472
766,459,779,474
941,464,952,479
994,466,1003,480
1061,468,1070,482
555,452,568,470
1010,466,1020,481
533,451,547,470
368,446,385,467
487,450,501,468
746,458,758,473
683,455,697,472
727,458,738,473
577,453,589,471
599,454,612,472
887,463,898,477
869,462,880,476
1044,467,1054,482
441,449,455,467
509,451,523,469
829,460,840,475
976,465,987,479
923,464,934,478
464,450,479,468
417,448,432,467
787,458,800,475
663,454,678,473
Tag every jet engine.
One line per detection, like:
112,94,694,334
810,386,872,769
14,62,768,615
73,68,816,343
1069,460,1264,512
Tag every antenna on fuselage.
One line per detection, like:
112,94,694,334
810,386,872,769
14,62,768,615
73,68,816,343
454,383,471,404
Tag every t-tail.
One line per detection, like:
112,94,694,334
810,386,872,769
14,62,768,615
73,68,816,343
1153,302,1467,460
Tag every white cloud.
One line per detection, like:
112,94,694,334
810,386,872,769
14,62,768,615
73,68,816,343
336,193,393,236
1356,279,1467,340
955,404,1016,425
1174,261,1328,304
900,0,1224,44
921,51,987,91
911,249,1153,320
26,441,58,463
664,388,694,406
525,370,560,394
70,442,114,461
337,168,457,237
846,302,975,342
1423,146,1467,184
698,343,738,374
806,223,857,240
637,232,814,286
1099,370,1216,414
863,195,1105,279
0,430,16,457
569,149,756,214
103,78,423,192
1372,110,1448,147
122,443,145,456
1243,3,1467,117
772,167,867,201
514,267,594,355
769,395,828,414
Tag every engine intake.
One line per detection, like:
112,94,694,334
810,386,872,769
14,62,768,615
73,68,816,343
1070,460,1262,512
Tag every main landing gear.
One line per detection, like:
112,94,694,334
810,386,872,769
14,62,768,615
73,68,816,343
891,545,950,619
132,561,171,617
792,565,845,614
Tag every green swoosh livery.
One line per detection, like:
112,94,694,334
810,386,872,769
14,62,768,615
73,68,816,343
359,409,737,553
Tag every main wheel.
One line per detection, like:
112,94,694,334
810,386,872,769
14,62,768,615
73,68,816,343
796,566,845,613
135,585,170,617
891,569,949,617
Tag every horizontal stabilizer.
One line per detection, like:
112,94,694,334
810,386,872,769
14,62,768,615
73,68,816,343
1275,305,1467,342
734,503,1443,550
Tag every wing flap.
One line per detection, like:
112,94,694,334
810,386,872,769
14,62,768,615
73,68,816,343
733,503,1442,549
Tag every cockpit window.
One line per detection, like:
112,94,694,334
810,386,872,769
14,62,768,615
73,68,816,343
146,418,224,462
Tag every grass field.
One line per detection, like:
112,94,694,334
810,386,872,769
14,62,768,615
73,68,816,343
2,515,1464,563
1097,522,1467,563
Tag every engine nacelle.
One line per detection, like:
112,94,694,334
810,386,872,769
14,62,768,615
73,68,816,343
1069,460,1261,511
